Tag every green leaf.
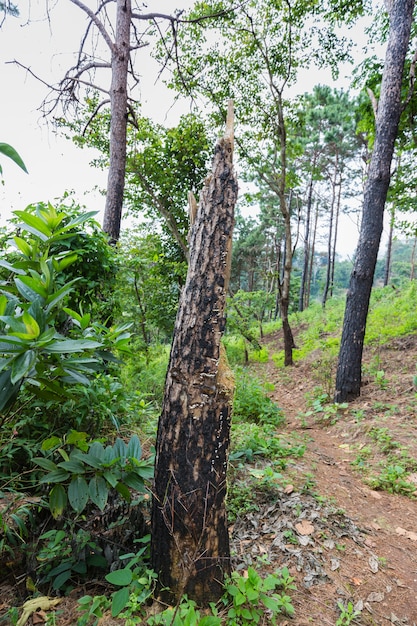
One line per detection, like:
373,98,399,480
11,350,36,384
198,618,222,626
66,430,88,446
49,484,67,519
22,311,41,338
39,469,70,484
13,235,32,257
14,210,52,240
33,457,58,471
43,338,102,353
68,476,89,513
106,568,133,587
115,481,131,503
103,470,119,488
126,435,142,460
0,143,28,173
235,591,246,606
111,587,130,617
89,475,108,510
14,278,45,303
42,436,61,450
122,473,145,492
58,460,86,474
53,569,72,590
261,595,280,611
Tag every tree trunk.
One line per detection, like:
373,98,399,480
151,103,238,604
299,173,314,312
322,154,338,307
384,205,395,286
102,0,130,243
329,176,342,298
335,0,414,402
306,200,319,308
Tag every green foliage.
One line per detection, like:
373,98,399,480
36,527,107,591
33,432,153,517
336,600,362,625
0,203,123,418
367,464,416,496
233,369,284,426
0,142,28,176
147,597,220,626
230,422,305,464
222,566,295,624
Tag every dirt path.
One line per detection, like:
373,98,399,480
251,332,417,625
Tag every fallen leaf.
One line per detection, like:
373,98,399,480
351,577,363,586
295,520,315,536
284,484,294,494
395,527,417,541
32,612,46,624
366,591,384,603
330,558,340,571
369,554,379,573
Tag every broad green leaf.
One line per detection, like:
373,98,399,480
115,481,131,503
16,276,48,300
49,484,67,519
0,259,26,274
0,143,28,173
53,252,78,271
103,470,118,488
198,618,221,626
122,473,145,492
58,460,86,474
13,235,32,257
43,338,102,353
68,476,89,513
126,435,142,460
42,436,61,450
89,475,108,510
111,587,130,618
11,350,36,384
39,469,70,484
22,311,40,338
66,430,88,446
33,457,58,471
261,596,280,611
0,371,20,411
0,295,7,316
113,438,127,461
106,568,133,587
53,569,72,590
14,210,52,240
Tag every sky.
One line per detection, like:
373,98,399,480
0,1,385,259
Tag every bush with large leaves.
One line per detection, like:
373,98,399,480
0,203,130,419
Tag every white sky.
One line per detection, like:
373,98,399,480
0,1,385,258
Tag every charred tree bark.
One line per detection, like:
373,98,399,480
102,0,131,243
335,0,415,402
151,103,238,604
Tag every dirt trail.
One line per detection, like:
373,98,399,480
252,331,417,625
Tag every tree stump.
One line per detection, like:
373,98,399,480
151,102,238,604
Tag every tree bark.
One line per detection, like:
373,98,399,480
102,0,131,243
335,0,415,402
151,103,238,604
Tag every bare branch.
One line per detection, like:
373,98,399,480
69,0,115,52
81,98,110,136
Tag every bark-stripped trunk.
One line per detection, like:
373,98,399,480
322,154,339,307
102,0,130,243
329,179,342,298
151,103,238,604
335,0,414,402
306,200,319,309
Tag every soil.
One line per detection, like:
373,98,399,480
2,331,417,625
244,330,417,625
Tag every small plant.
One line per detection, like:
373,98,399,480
369,427,399,453
336,600,361,625
222,566,295,624
33,432,153,518
367,464,416,496
147,597,220,626
77,595,111,626
233,370,284,426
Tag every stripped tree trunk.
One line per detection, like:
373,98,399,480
151,102,238,604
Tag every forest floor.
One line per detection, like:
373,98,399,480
241,329,417,625
2,331,417,625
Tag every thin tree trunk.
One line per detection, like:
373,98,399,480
410,236,417,280
329,176,342,297
151,103,238,604
335,0,414,402
322,154,338,307
306,200,319,308
299,173,314,312
102,0,130,243
384,205,395,286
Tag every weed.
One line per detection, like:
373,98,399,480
233,369,284,426
367,464,416,496
369,427,399,453
336,600,362,625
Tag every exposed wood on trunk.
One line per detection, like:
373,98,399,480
151,102,238,604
